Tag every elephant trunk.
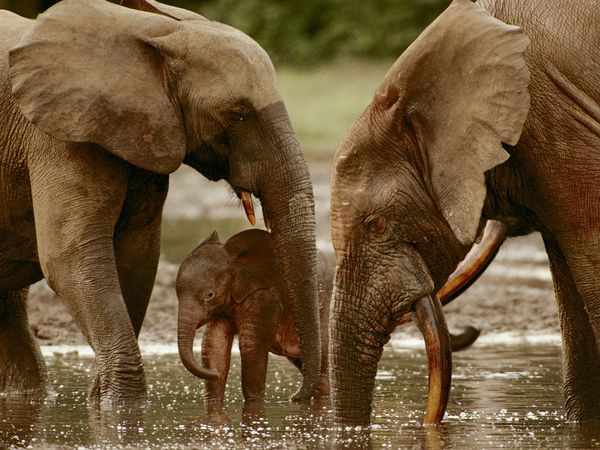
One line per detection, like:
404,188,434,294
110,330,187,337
177,299,218,380
330,267,452,425
329,284,386,425
259,138,320,401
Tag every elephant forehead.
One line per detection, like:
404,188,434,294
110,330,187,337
332,143,397,213
184,21,281,110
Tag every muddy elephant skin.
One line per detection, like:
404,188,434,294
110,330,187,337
330,0,600,424
0,0,320,405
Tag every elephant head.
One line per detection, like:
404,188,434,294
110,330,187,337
176,230,282,381
8,0,320,400
329,0,530,424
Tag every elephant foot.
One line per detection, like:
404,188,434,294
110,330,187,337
88,353,147,408
0,290,48,395
0,358,47,395
0,335,47,394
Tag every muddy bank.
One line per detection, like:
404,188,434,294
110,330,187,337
26,159,559,347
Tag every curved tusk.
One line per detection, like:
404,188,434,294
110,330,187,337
414,295,452,425
437,220,508,303
241,191,256,226
396,220,508,326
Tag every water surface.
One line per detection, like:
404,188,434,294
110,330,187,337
3,344,600,448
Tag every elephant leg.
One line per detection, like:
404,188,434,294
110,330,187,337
543,234,600,420
237,288,280,402
28,145,145,404
114,173,168,338
0,288,47,393
201,318,235,404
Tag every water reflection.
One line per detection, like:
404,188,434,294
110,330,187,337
2,344,600,448
0,394,44,448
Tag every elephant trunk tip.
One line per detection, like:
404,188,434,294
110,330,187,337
177,316,219,381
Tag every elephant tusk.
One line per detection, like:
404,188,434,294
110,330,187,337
437,220,508,302
396,220,508,326
241,191,256,226
414,295,452,425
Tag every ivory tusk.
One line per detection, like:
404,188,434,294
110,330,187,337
241,191,256,226
437,220,508,302
414,295,452,425
396,220,508,326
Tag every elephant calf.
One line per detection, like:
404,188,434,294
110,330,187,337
176,229,332,402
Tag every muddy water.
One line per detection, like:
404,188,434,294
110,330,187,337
3,344,600,449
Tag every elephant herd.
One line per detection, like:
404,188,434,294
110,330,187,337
0,0,599,427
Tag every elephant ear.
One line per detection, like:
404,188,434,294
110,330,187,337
225,230,281,304
378,0,530,246
9,0,186,175
120,0,207,21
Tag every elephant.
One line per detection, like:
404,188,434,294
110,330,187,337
0,0,321,405
329,0,600,425
176,229,332,403
176,229,481,404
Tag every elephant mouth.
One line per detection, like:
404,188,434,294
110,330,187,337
238,189,271,231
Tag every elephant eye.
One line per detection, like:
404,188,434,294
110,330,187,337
228,108,247,123
365,215,387,235
204,291,216,301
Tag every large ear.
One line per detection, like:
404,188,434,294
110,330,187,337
120,0,207,21
225,230,280,304
377,0,530,246
9,0,186,175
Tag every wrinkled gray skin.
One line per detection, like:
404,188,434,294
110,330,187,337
176,229,331,404
0,0,320,405
330,0,600,424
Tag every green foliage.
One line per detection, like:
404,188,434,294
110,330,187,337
171,0,449,66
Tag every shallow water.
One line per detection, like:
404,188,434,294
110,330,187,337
2,344,600,449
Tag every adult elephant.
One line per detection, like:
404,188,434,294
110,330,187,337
330,0,600,425
0,0,320,405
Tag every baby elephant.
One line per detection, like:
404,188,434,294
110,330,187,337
176,229,332,403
